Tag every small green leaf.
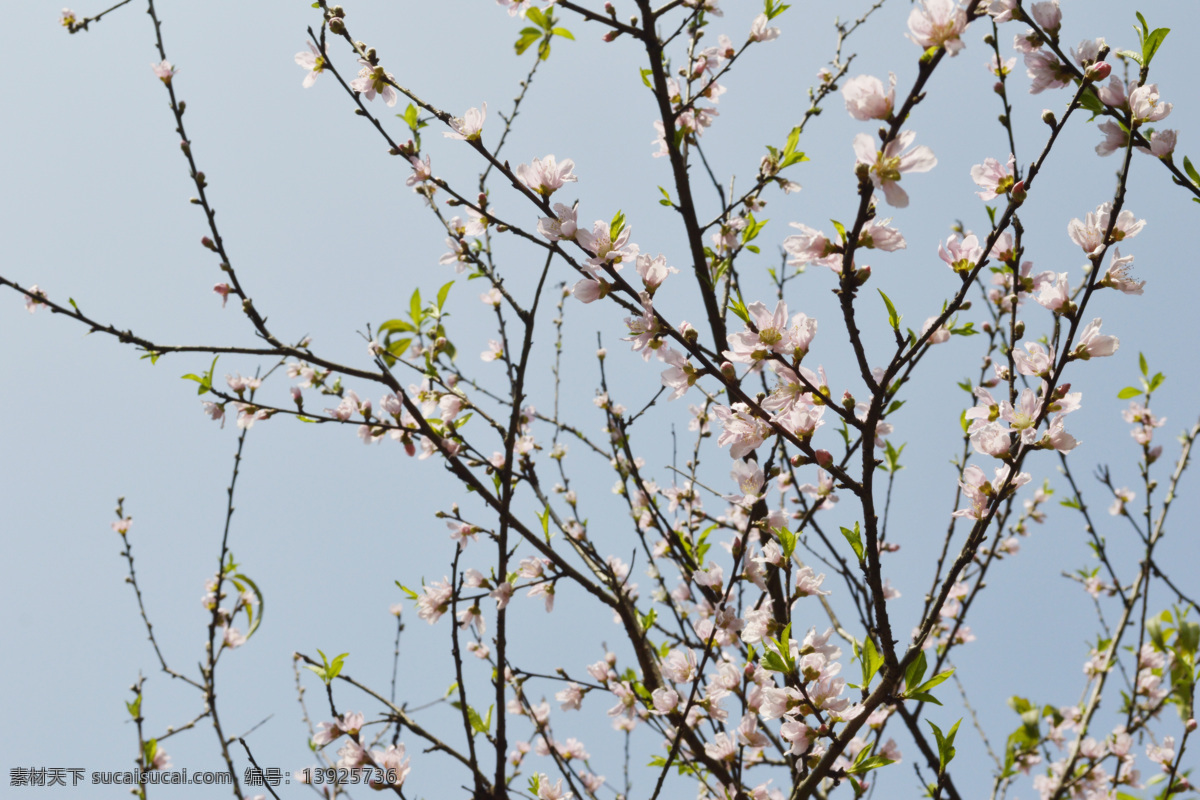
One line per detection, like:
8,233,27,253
1183,156,1200,187
525,6,546,26
840,521,864,562
776,526,797,560
927,718,961,773
1117,386,1143,399
395,582,419,600
904,650,928,694
1139,352,1148,376
551,27,574,40
878,289,901,330
610,209,626,240
859,636,884,689
640,68,652,88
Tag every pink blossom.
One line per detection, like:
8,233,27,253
495,0,530,16
537,203,578,242
416,578,453,624
749,14,780,42
1034,271,1072,314
971,154,1016,200
405,154,431,187
988,54,1017,76
921,316,950,343
152,60,176,84
858,217,906,251
1130,83,1172,123
1067,203,1145,255
1136,128,1177,158
1095,120,1127,156
1030,0,1061,34
1099,248,1144,294
1024,49,1071,94
842,74,895,121
1012,342,1054,376
635,253,678,292
782,223,839,268
660,348,700,400
295,43,326,88
1108,487,1134,516
60,9,78,28
213,282,231,307
516,155,577,197
938,233,983,273
368,744,411,788
969,420,1012,458
24,284,47,313
1072,318,1119,359
727,459,765,506
444,104,487,141
577,220,638,270
1098,75,1131,107
854,131,937,208
907,0,967,55
350,61,398,106
984,0,1018,23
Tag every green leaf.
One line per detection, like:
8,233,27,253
911,668,955,697
859,636,884,689
436,281,454,311
551,27,574,40
640,68,652,88
904,650,928,694
776,526,797,560
847,754,893,775
395,582,419,600
830,219,848,244
878,290,901,330
764,0,792,20
1117,386,1143,399
525,6,546,26
233,573,264,638
846,744,893,775
1139,352,1148,377
1147,372,1165,392
927,718,961,773
409,288,423,326
610,209,626,240
466,704,494,736
1184,156,1200,187
840,522,864,562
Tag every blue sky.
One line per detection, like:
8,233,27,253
2,1,1198,797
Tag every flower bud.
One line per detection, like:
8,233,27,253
814,450,833,469
328,17,345,34
603,30,619,42
993,82,1004,95
201,236,217,251
1013,320,1025,340
1042,109,1057,128
854,265,872,286
1010,180,1027,204
720,361,736,381
1187,718,1197,733
1085,61,1111,82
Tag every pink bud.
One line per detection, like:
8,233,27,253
1187,718,1198,732
201,236,217,251
993,81,1004,95
603,31,619,42
814,450,833,469
1086,61,1111,82
720,361,736,381
1010,180,1027,203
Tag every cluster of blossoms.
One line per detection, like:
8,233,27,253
198,572,257,651
648,12,780,160
306,711,412,789
982,0,1178,157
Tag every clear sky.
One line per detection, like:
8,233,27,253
2,1,1197,797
